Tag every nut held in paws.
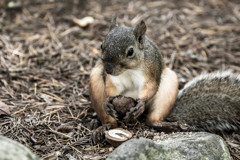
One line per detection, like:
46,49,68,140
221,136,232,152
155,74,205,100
112,96,136,118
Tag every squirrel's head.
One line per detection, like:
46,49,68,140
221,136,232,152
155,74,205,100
101,16,147,76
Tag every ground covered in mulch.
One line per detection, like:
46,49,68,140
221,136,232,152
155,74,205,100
0,0,240,159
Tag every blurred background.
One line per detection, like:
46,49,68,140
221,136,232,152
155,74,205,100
0,0,240,159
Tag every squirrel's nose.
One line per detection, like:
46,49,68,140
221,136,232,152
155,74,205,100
105,67,113,74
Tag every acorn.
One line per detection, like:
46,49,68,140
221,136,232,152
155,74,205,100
111,95,136,119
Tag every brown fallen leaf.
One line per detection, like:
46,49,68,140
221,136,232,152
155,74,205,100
90,48,100,56
73,16,94,27
0,100,11,116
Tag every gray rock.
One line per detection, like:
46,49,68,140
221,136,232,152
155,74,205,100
107,132,231,160
0,136,40,160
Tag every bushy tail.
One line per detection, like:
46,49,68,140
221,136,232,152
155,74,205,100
166,71,240,132
186,119,240,132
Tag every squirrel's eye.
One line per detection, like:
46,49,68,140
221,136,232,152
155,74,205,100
127,48,134,57
100,44,103,49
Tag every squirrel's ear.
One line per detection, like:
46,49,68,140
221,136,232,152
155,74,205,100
134,20,146,49
109,15,117,31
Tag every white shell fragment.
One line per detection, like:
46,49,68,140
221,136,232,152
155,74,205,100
108,129,130,140
105,128,133,147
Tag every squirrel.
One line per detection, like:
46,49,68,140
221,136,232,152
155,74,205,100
89,16,240,131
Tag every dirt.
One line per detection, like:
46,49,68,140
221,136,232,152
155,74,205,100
0,0,239,159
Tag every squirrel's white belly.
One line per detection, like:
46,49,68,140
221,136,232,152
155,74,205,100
110,68,146,99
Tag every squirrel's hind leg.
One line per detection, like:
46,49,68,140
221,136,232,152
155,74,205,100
146,68,178,127
89,61,117,127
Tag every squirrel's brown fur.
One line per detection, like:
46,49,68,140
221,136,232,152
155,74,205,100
90,17,178,127
90,17,240,131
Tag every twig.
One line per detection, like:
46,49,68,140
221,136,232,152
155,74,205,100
48,126,73,139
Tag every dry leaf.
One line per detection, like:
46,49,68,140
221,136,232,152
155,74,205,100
73,16,94,27
0,100,10,116
90,48,100,56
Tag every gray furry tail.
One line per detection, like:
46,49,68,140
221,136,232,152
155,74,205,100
187,119,240,132
166,71,240,132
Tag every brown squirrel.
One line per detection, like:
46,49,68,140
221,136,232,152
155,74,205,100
89,17,240,131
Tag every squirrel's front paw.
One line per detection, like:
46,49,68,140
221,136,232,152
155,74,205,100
124,99,145,122
104,97,118,120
